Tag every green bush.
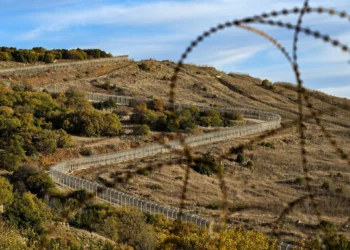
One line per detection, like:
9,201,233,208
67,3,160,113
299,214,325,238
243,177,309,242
294,177,305,185
245,160,254,168
0,139,25,171
138,62,151,71
63,110,121,137
321,182,330,190
93,98,117,110
236,153,245,164
199,109,223,127
261,79,274,90
5,192,52,234
146,184,163,190
257,141,275,149
79,147,93,156
228,203,246,212
192,153,224,176
32,129,58,154
206,202,220,210
26,172,55,196
133,124,150,136
0,177,14,206
56,129,73,148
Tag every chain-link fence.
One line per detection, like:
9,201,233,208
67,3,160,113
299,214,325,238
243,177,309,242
0,56,129,75
43,87,293,248
49,96,280,229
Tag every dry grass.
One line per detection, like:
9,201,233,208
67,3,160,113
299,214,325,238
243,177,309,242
15,58,350,243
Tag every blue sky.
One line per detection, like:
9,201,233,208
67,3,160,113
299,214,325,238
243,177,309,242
1,0,350,98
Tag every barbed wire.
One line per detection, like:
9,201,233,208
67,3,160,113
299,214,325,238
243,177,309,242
165,0,350,246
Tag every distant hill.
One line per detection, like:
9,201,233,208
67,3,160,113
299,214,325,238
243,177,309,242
0,47,112,64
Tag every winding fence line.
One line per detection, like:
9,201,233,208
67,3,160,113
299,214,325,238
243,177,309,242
47,88,281,230
0,56,129,75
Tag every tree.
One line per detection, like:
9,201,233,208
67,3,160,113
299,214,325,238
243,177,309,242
57,129,73,148
261,79,274,90
5,192,52,234
116,209,157,250
101,113,122,136
26,172,55,196
199,110,223,127
0,222,27,250
133,124,150,136
0,139,25,171
32,129,58,154
0,177,14,206
0,52,11,61
150,98,165,112
42,52,55,63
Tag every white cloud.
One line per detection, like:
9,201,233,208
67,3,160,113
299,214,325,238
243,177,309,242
199,45,267,68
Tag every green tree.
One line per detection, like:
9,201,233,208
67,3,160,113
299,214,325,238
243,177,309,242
42,52,55,63
133,124,150,136
261,79,274,90
0,177,14,206
5,192,52,234
57,129,73,148
0,139,25,171
0,52,11,61
0,222,27,250
32,129,58,154
26,172,55,196
102,114,122,136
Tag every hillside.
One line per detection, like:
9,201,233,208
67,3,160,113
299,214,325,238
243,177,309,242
1,59,349,247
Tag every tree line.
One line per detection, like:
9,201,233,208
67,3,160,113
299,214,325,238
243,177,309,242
0,47,112,63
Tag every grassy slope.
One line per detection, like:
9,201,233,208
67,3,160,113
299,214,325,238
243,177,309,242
3,59,349,243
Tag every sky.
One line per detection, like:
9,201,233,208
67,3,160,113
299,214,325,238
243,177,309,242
0,0,349,98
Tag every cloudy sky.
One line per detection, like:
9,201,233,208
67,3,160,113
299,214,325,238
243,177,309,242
1,0,349,98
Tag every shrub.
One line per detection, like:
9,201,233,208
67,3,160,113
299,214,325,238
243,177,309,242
245,160,254,168
335,187,344,194
130,104,158,126
199,109,223,127
138,62,151,71
26,172,55,196
262,79,274,90
175,176,183,180
0,222,27,250
0,139,25,171
137,168,150,176
0,177,14,206
146,184,163,190
206,202,220,210
32,129,58,154
56,129,73,148
294,177,305,185
317,220,338,233
192,153,224,176
236,153,245,164
5,192,52,234
149,98,165,112
79,147,93,156
230,145,244,154
228,203,245,212
224,111,244,121
321,182,330,190
259,141,275,149
133,124,150,136
304,233,349,250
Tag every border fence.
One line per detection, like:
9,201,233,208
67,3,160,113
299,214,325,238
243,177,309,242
42,85,293,248
0,56,129,75
48,89,281,228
